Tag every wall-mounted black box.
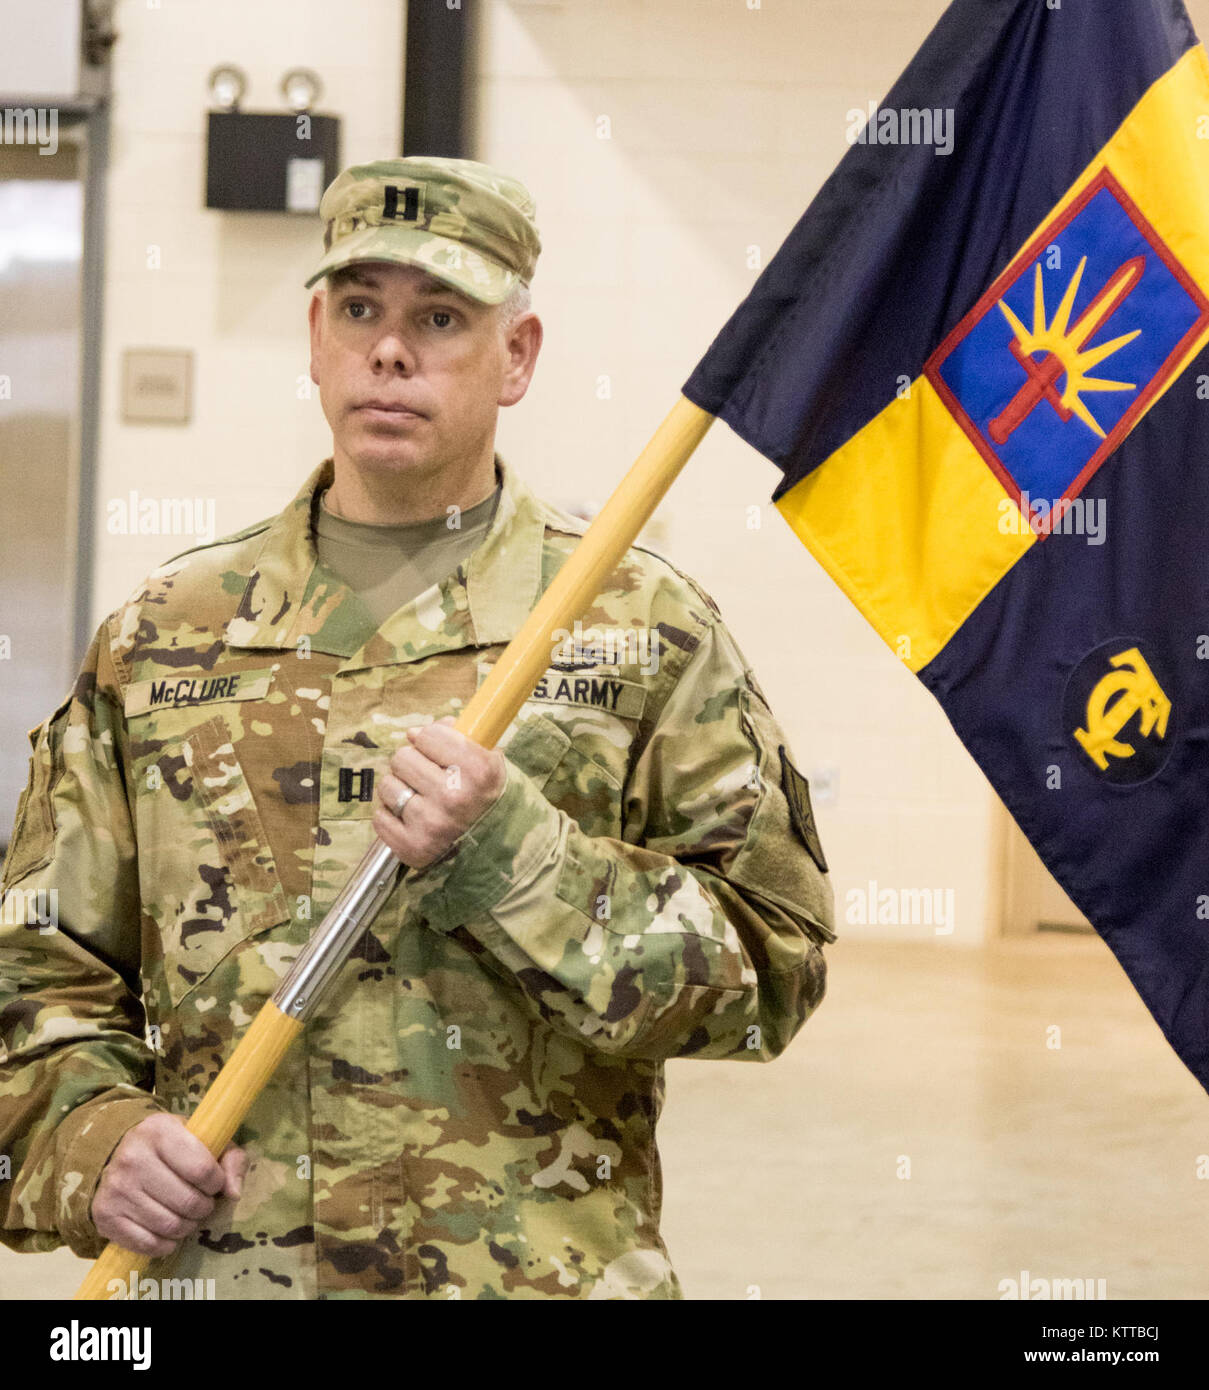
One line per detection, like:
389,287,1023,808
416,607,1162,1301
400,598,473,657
205,112,341,213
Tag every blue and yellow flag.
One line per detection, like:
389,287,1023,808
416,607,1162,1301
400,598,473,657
684,0,1209,1090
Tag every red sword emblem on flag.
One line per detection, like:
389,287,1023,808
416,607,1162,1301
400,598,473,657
989,255,1144,445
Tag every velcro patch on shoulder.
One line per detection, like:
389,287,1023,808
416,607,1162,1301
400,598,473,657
529,669,646,719
778,744,828,875
126,666,275,717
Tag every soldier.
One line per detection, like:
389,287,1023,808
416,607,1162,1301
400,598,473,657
0,156,835,1299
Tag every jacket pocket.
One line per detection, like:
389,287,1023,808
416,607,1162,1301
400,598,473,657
1,695,73,889
499,710,572,789
502,708,626,838
134,711,291,1006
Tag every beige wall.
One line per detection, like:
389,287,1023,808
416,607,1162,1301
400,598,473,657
91,0,403,614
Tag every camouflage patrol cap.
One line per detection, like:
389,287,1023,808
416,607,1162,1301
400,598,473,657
303,156,541,305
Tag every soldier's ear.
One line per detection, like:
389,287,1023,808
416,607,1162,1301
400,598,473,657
308,291,324,385
498,311,542,408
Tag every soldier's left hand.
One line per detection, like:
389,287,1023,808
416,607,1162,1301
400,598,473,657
374,716,507,870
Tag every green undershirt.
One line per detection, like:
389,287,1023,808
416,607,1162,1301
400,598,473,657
314,481,501,628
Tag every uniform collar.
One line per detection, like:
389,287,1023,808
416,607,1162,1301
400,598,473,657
223,454,548,667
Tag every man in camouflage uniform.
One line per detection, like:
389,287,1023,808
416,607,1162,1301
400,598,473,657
0,157,834,1299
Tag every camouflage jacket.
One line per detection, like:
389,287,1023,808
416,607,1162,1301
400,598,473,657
0,456,834,1299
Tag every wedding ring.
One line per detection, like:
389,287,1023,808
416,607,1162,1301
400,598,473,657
393,784,416,817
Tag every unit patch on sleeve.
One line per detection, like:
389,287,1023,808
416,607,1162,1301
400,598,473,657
778,744,828,874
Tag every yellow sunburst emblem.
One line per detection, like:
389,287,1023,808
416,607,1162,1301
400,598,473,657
990,255,1143,444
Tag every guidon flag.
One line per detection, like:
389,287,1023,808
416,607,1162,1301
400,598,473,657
683,0,1209,1092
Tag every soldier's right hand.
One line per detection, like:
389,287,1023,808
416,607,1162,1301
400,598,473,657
91,1112,247,1257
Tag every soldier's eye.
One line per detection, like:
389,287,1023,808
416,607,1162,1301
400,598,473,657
345,300,369,319
431,310,453,328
